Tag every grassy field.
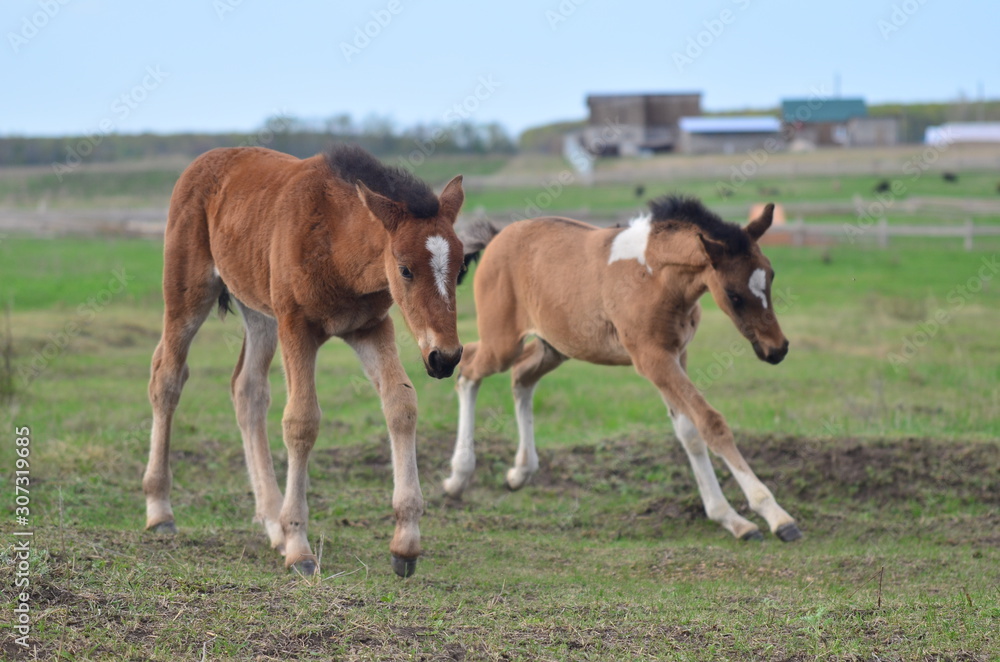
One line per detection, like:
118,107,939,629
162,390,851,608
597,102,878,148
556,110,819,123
4,150,1000,229
1,233,998,660
0,155,509,211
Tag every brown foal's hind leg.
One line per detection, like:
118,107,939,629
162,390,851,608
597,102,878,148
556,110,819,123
143,256,221,533
505,339,568,490
274,314,322,575
345,317,423,578
230,302,285,553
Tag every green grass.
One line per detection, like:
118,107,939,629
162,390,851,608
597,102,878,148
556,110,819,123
1,236,998,659
3,236,998,441
463,169,1000,226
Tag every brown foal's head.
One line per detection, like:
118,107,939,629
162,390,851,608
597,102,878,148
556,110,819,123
699,204,789,365
357,175,466,378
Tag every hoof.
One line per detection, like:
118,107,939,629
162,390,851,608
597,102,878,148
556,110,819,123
148,520,177,535
391,555,418,578
776,523,803,542
291,558,318,577
442,478,467,500
741,529,764,542
505,468,531,491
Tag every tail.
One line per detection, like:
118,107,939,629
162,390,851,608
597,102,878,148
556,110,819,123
457,221,500,285
218,284,234,320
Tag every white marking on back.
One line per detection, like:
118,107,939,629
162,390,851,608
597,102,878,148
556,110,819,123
608,213,652,272
426,235,450,300
749,268,768,309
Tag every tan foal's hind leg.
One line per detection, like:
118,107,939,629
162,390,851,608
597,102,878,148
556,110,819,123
230,302,285,553
274,314,322,575
505,339,568,491
443,335,527,499
443,341,482,499
345,317,423,578
143,273,221,533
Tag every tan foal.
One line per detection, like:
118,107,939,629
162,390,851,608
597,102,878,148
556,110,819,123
445,196,801,543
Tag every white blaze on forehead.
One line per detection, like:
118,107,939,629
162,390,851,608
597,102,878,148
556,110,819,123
748,268,768,309
425,235,451,300
608,213,652,272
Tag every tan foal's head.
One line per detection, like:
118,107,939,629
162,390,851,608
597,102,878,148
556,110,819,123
357,175,466,378
697,203,789,365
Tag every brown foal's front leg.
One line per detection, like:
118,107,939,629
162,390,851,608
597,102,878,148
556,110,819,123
632,347,801,542
276,315,322,575
345,317,424,578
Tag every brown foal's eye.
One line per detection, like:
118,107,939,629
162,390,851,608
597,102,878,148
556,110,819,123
399,266,413,280
728,291,743,308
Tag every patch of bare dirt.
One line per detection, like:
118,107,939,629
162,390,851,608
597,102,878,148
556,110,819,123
315,432,1000,507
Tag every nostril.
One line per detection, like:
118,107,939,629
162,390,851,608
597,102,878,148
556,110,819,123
428,350,441,371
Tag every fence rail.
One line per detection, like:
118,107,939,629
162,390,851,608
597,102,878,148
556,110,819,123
3,208,1000,249
767,218,1000,250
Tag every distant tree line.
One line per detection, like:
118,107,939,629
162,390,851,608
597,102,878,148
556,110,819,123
0,113,517,168
867,100,1000,143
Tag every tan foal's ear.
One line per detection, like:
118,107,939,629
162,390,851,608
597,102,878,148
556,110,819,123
438,175,464,223
745,203,775,241
698,233,727,268
356,180,405,233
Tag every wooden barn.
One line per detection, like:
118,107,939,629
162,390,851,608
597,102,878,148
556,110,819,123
583,92,702,155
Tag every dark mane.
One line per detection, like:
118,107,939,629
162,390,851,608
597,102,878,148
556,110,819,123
648,195,750,255
325,144,439,218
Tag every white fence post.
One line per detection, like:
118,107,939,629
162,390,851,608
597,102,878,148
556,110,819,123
877,218,889,248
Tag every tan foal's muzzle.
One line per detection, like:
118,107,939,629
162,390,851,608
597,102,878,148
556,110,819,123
752,337,789,365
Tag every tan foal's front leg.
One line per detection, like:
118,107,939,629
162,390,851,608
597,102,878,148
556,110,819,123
346,317,424,578
634,349,801,542
276,316,322,575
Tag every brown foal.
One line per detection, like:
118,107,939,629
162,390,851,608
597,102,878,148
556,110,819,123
445,196,802,543
143,145,466,577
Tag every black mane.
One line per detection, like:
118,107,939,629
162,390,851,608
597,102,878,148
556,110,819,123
648,195,750,255
325,144,439,218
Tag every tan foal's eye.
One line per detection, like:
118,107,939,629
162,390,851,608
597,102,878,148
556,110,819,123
399,266,413,280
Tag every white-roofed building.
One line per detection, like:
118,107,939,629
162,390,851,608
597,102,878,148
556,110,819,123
925,122,1000,145
677,116,784,155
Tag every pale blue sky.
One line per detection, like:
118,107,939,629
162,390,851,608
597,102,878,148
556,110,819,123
3,0,997,137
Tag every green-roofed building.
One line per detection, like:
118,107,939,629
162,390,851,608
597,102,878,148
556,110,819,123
781,98,868,124
781,97,898,147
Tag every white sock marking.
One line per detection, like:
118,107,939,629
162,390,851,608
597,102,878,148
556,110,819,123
608,213,652,272
749,268,768,309
426,235,450,300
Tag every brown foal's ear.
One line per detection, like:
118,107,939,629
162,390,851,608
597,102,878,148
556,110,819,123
438,175,464,223
356,180,405,233
745,203,775,241
698,233,727,268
